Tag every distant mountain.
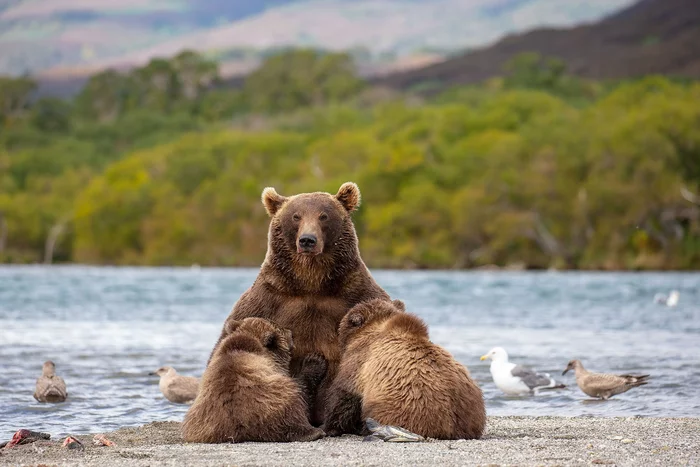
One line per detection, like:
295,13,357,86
0,0,634,76
376,0,700,90
0,0,291,74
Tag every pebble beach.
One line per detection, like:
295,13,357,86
1,417,698,467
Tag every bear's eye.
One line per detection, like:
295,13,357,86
292,214,301,222
319,213,328,222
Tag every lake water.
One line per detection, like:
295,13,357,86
1,266,699,440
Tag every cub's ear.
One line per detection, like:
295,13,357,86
347,312,365,328
392,299,406,312
262,187,287,217
263,332,278,350
224,319,242,335
335,182,361,213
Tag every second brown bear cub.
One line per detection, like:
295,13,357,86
183,318,326,443
323,299,486,440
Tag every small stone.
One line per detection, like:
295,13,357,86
93,434,116,447
62,436,84,451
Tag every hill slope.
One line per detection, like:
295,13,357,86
376,0,700,89
0,0,634,75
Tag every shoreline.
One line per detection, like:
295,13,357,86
1,417,698,466
1,263,699,272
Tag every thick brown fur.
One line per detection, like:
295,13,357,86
323,299,487,440
183,318,326,443
208,183,390,425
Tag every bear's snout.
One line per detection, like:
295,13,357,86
298,234,319,253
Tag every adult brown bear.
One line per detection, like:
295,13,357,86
208,182,390,425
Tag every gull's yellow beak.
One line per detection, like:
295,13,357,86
480,355,488,361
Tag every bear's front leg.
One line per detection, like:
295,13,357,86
321,387,363,437
297,353,328,418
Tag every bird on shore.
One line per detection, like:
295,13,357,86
480,347,566,395
562,360,649,400
654,290,679,307
33,361,68,403
149,366,200,404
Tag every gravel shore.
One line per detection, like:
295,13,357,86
1,417,697,467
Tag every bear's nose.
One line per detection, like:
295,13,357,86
298,234,317,250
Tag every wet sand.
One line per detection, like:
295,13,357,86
1,417,698,466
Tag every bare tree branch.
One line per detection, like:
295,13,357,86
44,217,69,265
681,185,700,205
0,211,6,254
525,212,562,257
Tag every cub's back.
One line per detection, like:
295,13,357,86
183,352,300,443
358,331,485,439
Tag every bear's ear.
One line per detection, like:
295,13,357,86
335,182,361,213
263,332,278,350
262,187,287,217
392,299,406,312
347,312,365,328
224,319,242,335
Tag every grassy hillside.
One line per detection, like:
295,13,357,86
1,49,698,269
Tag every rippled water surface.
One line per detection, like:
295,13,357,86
1,266,699,439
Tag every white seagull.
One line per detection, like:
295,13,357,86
480,347,566,395
653,290,679,307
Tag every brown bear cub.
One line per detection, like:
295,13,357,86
208,182,390,425
183,318,326,443
323,299,486,440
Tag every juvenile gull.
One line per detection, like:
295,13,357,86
563,359,649,400
150,366,200,404
480,347,565,396
33,361,68,403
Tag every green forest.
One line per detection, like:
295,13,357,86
1,50,699,270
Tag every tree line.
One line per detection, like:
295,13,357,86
1,50,698,269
